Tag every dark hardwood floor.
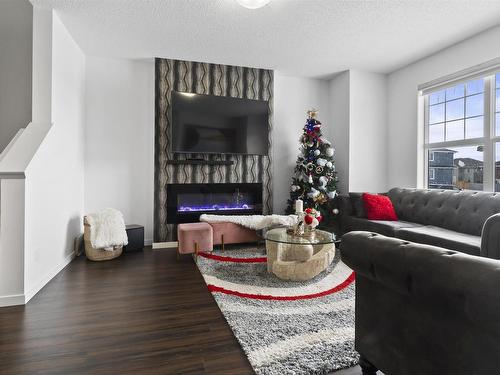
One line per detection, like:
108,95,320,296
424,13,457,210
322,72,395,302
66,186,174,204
0,248,362,375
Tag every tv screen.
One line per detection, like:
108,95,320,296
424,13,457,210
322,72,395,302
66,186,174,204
172,91,269,155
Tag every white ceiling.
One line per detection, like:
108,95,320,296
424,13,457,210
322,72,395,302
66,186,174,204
33,0,500,77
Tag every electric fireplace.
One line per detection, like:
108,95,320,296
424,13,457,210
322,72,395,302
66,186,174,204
166,183,263,224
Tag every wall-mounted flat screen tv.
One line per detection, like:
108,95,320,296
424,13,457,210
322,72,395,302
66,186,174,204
172,91,269,155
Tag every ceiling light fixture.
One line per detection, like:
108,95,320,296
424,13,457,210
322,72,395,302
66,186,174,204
236,0,271,9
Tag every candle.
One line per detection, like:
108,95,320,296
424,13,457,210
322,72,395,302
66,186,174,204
295,199,303,214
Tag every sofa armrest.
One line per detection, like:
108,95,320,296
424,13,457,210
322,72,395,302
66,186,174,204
341,231,500,324
481,213,500,259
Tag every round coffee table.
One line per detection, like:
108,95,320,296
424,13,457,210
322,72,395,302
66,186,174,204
265,228,337,281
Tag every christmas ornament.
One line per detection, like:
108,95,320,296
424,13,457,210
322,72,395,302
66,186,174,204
314,149,321,156
307,109,318,118
315,166,324,174
307,187,320,199
312,193,327,205
326,147,334,157
325,161,332,169
318,176,328,190
317,158,327,167
332,208,339,215
308,174,313,184
327,190,337,199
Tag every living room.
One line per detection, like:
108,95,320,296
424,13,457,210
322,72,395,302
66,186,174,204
2,0,500,374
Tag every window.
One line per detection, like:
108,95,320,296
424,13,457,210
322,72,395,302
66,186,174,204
424,73,500,191
496,142,500,192
429,168,435,180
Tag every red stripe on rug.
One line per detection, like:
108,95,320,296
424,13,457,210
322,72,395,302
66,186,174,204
199,252,267,263
207,272,355,300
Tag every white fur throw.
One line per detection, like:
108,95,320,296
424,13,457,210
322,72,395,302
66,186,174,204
86,208,128,250
200,214,298,230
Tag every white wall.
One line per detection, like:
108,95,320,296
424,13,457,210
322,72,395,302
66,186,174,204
328,71,350,194
387,24,500,189
24,12,86,299
349,70,388,192
327,70,388,194
0,0,32,152
84,57,154,244
32,7,52,124
273,75,330,213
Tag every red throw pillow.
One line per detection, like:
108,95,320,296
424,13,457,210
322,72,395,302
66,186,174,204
362,193,398,221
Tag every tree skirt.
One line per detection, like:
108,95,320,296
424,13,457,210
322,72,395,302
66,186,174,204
196,246,358,375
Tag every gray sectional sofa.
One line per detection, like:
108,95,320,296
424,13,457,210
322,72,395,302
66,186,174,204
341,231,500,374
339,187,500,259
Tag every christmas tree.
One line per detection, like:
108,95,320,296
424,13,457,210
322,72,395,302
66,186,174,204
286,109,339,221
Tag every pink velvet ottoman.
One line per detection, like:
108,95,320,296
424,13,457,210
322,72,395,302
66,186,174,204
208,222,261,250
177,222,213,260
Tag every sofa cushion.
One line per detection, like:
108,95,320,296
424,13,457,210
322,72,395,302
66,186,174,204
396,225,481,256
363,193,398,221
342,216,422,237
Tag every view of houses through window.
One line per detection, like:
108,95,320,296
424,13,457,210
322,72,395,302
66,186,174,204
425,73,500,192
428,147,483,190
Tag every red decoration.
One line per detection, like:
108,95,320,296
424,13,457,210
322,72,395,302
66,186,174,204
207,272,355,301
304,215,313,225
198,252,267,263
362,193,398,221
305,208,313,214
317,215,322,222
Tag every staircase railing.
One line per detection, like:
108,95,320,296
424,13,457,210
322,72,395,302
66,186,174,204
0,128,25,163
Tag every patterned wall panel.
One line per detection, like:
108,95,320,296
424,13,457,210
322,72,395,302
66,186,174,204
154,58,274,242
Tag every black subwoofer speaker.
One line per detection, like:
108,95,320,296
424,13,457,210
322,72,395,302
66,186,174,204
124,225,144,252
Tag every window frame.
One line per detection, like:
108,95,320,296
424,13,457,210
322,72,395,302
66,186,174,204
429,168,435,180
423,74,500,192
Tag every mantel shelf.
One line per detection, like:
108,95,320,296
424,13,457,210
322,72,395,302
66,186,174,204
166,159,234,166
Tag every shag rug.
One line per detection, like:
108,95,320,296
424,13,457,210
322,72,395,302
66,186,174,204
196,245,358,375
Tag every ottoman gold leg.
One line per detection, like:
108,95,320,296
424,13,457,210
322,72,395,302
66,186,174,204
195,242,199,263
177,248,180,261
221,234,225,251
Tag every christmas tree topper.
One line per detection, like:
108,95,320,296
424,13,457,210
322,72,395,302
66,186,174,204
307,109,318,119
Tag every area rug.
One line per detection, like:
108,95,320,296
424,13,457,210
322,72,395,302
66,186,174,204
196,245,358,375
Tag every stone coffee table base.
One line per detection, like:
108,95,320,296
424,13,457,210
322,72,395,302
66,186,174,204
266,240,336,281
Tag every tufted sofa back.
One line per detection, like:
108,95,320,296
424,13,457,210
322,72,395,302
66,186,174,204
387,188,500,236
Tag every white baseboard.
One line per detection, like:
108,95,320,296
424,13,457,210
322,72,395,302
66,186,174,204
152,241,178,249
144,239,153,246
24,251,76,304
0,293,25,307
